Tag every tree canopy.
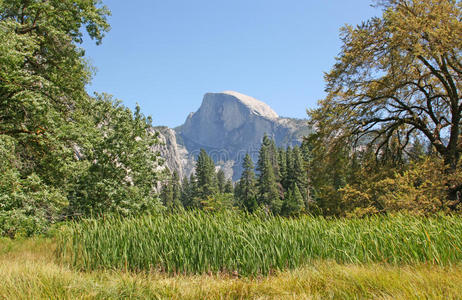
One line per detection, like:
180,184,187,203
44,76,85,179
0,1,166,236
309,0,462,207
312,0,461,166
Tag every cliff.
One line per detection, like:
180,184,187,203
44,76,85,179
155,91,310,181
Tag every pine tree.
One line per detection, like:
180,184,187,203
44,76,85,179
188,173,201,208
269,139,281,181
238,153,258,212
257,142,282,214
234,180,243,207
216,169,226,194
160,171,174,211
278,148,288,190
180,175,192,208
224,179,234,194
284,146,294,190
171,171,183,209
282,183,304,216
292,146,309,208
257,134,271,174
195,149,218,203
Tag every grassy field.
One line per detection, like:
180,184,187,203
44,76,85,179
1,238,462,299
57,211,462,276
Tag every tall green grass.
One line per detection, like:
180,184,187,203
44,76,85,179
56,211,462,276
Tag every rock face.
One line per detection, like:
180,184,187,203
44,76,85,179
150,126,193,180
161,91,311,181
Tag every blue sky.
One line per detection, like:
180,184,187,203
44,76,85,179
82,1,380,128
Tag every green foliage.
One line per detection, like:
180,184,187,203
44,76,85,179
236,154,258,212
216,169,226,194
160,170,182,212
0,135,67,237
300,134,350,215
67,95,162,216
195,149,218,202
282,184,304,217
201,193,235,212
57,211,462,276
224,179,234,194
309,0,462,207
180,175,194,208
0,0,111,235
256,136,282,214
342,157,462,216
0,1,166,235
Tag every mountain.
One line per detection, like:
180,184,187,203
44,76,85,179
153,91,311,181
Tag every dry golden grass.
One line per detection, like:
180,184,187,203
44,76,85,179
1,238,462,299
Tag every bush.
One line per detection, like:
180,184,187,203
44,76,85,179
341,157,462,216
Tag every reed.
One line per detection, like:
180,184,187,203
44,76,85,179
56,211,462,276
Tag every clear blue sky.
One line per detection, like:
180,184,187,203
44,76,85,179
82,1,380,128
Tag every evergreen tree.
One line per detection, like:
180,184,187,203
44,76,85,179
257,134,271,175
234,180,243,207
257,142,282,214
180,175,192,208
292,146,309,208
282,183,304,216
278,148,288,190
195,149,218,202
269,139,281,181
188,173,202,209
224,179,234,194
171,171,182,209
284,146,294,190
238,154,258,212
160,176,174,211
216,169,226,194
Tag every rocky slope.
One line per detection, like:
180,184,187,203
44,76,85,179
154,91,310,181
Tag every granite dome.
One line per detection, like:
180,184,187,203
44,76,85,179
162,91,311,180
220,91,279,119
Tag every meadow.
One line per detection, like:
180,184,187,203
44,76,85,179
56,211,462,276
2,238,462,299
2,212,462,299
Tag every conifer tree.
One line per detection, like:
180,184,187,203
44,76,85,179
278,148,288,189
171,171,182,209
224,179,234,194
234,180,243,206
160,181,174,211
257,134,271,174
238,154,258,212
284,146,294,190
257,143,282,214
269,139,281,181
180,175,192,208
216,169,226,194
292,146,309,208
282,183,304,216
188,173,202,208
195,149,218,202
160,169,174,209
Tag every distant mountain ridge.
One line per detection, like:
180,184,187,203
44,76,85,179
152,91,311,181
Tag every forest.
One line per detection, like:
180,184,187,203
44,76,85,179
1,0,462,298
